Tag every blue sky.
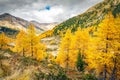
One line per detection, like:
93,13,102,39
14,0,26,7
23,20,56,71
0,0,103,23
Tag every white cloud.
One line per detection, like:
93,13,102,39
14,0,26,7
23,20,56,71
11,5,64,23
0,0,103,23
31,6,64,23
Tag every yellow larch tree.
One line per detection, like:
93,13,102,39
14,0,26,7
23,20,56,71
56,29,72,70
34,43,46,61
12,30,27,56
111,13,120,80
85,12,120,80
56,27,91,70
0,32,12,50
13,23,46,61
25,23,46,61
68,27,90,69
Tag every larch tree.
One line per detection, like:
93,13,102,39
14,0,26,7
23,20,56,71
56,29,72,71
74,27,90,56
110,13,120,80
0,32,11,50
26,23,46,60
13,23,46,61
69,27,90,69
13,30,27,56
86,13,120,80
56,27,90,70
26,23,37,57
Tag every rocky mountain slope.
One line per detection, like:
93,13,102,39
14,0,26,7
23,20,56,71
30,21,58,31
0,13,28,31
0,13,57,35
53,0,120,35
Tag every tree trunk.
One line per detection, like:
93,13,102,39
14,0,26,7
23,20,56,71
110,58,117,80
66,49,69,73
103,64,107,80
23,48,25,56
66,53,69,72
31,41,34,57
103,35,109,80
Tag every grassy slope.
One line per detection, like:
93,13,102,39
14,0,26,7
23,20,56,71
0,49,83,80
0,50,61,80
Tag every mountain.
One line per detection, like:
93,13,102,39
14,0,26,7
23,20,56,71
30,21,58,31
0,13,28,31
0,13,57,35
53,0,120,35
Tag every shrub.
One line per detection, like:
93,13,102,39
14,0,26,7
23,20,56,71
20,57,39,66
35,69,69,80
83,74,97,80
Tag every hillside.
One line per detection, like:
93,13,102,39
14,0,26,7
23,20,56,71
39,0,120,60
0,50,65,80
0,13,57,35
53,0,120,35
30,21,58,31
0,26,19,37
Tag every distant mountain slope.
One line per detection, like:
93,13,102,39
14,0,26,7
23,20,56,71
0,13,28,31
0,13,57,35
30,21,58,31
53,0,120,35
0,26,19,37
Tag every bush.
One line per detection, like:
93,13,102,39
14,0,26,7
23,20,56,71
56,71,69,80
35,69,69,80
20,57,39,66
83,74,97,80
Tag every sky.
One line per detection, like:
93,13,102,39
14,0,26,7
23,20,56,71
0,0,103,23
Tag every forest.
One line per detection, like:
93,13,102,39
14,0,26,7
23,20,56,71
0,12,120,80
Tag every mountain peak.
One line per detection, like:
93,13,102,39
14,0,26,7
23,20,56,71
0,13,14,20
3,13,11,16
0,13,12,17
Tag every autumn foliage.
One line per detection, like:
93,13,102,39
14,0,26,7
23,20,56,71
0,32,12,50
0,12,120,80
13,23,46,61
56,13,120,80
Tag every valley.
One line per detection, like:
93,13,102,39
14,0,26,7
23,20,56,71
0,0,120,80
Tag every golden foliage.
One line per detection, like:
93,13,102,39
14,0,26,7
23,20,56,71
0,32,12,50
56,12,120,79
39,30,54,39
13,23,46,61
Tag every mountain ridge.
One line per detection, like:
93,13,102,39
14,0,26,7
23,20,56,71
0,13,57,34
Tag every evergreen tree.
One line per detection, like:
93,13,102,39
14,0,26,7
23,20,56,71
76,51,85,72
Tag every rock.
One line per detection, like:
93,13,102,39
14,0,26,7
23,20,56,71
3,53,11,58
